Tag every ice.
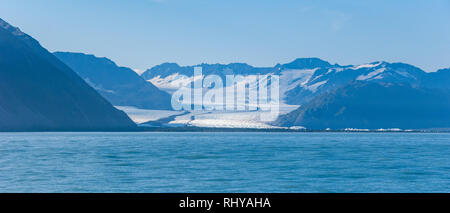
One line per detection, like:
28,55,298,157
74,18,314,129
169,110,281,129
115,106,182,124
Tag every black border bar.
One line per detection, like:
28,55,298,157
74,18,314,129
0,193,448,212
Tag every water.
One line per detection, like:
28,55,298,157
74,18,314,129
0,132,449,192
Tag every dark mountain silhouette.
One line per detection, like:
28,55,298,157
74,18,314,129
0,18,136,131
54,52,172,110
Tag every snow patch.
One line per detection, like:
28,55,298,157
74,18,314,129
115,106,182,123
132,68,145,75
279,69,316,94
356,68,386,81
84,78,114,94
148,73,202,94
306,80,327,92
289,126,306,130
351,62,382,70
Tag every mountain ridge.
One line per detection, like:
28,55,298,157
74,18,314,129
0,18,137,131
141,57,445,103
54,51,172,110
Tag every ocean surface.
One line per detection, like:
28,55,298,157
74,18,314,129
0,132,449,192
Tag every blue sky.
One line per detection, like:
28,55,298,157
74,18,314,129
1,0,449,72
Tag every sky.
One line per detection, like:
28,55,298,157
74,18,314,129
0,0,449,72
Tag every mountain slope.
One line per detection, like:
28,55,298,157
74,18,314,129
424,68,450,90
54,52,172,110
275,82,450,130
0,18,136,131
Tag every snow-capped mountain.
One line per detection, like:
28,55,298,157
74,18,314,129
141,58,337,100
139,58,450,129
283,61,428,105
45,45,450,130
141,58,430,106
142,62,277,93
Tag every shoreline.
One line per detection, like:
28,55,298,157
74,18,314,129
1,126,449,133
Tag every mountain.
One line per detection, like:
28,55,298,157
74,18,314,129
141,63,277,93
142,58,450,130
280,57,333,70
424,68,450,90
0,18,136,131
283,61,428,105
142,62,276,80
274,82,450,130
141,62,278,93
54,52,172,110
141,58,429,105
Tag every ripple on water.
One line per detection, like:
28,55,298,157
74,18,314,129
0,132,449,192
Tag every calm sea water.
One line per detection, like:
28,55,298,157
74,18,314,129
0,132,449,192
